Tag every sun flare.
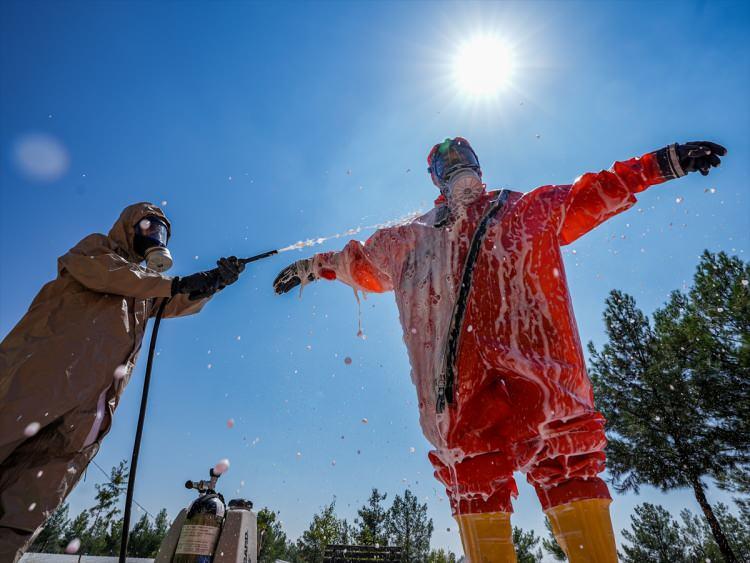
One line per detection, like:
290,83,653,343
452,35,516,98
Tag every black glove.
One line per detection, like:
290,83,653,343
655,141,727,179
216,256,245,289
273,258,316,294
172,270,222,301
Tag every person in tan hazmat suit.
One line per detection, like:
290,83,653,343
0,202,245,561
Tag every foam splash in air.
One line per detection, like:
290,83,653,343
276,211,421,253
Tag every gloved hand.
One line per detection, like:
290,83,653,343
172,270,222,300
216,256,245,289
172,257,246,301
273,258,316,294
656,141,727,179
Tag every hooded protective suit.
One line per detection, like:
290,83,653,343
308,153,669,515
0,202,209,560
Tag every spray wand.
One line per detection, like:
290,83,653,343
238,249,278,265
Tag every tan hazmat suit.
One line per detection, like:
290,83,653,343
0,202,209,561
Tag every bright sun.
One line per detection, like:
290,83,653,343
452,35,516,98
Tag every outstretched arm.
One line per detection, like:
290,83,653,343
274,228,408,295
556,141,726,245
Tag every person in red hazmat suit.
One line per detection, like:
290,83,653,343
273,139,727,562
0,202,246,562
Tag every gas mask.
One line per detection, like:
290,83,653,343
444,168,484,206
427,137,484,205
134,216,173,273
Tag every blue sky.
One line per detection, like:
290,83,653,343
1,0,748,558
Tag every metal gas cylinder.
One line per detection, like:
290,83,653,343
172,470,227,563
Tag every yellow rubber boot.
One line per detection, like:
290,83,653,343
545,498,618,563
455,512,517,563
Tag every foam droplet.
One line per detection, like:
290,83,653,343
65,539,81,554
24,422,40,437
213,458,230,475
114,364,128,380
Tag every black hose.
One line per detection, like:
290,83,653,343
119,297,169,563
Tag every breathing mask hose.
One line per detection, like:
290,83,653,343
119,297,169,563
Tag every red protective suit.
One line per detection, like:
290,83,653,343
312,153,668,515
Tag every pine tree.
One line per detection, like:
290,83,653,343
297,500,346,563
85,459,128,555
620,503,685,562
541,518,566,561
588,251,750,562
258,507,291,563
354,488,389,546
29,502,69,553
679,504,750,563
427,547,457,562
386,489,433,562
512,526,543,563
63,511,91,554
683,252,750,508
126,510,169,557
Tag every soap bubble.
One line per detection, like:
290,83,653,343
361,418,369,424
344,357,353,365
24,422,41,437
227,418,235,429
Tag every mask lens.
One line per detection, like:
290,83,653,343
136,216,169,247
432,141,479,184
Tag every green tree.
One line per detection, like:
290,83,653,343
29,503,69,553
512,526,542,563
297,500,345,563
620,503,685,562
84,459,128,555
684,252,750,514
354,489,389,546
427,547,457,563
63,511,91,554
541,518,566,561
258,507,293,563
589,252,750,563
679,503,750,563
126,509,169,557
386,489,433,562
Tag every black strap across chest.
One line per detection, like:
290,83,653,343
436,190,510,413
